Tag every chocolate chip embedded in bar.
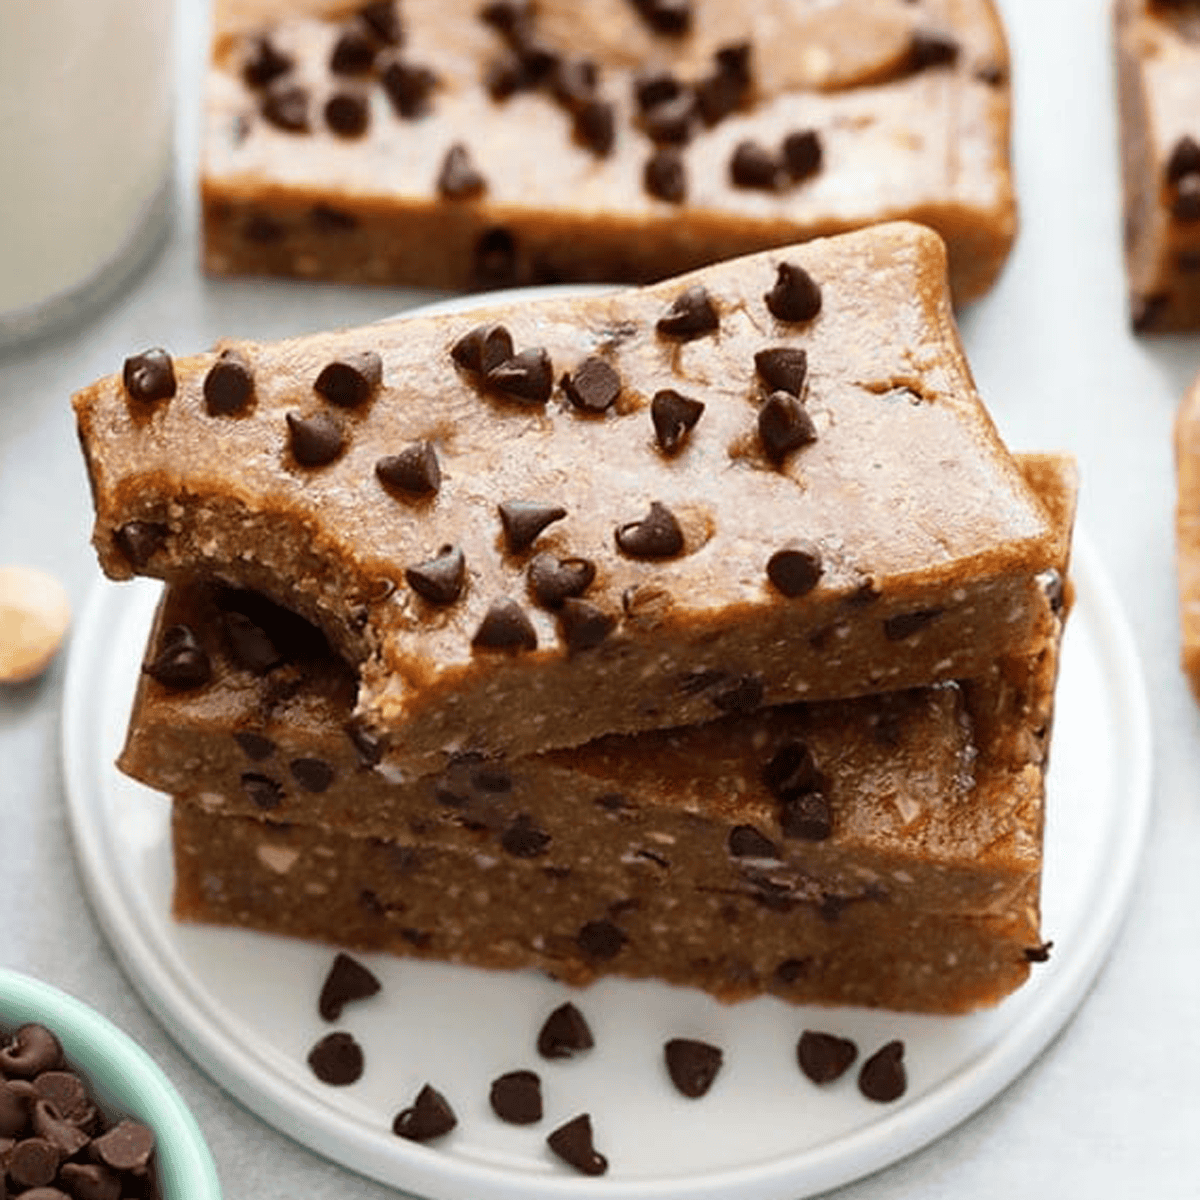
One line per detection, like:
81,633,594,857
201,0,1016,302
76,225,1068,778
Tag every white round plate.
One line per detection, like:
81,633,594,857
61,529,1150,1200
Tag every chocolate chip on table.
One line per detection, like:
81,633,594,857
576,919,626,960
536,1002,594,1059
561,357,620,412
547,1112,608,1176
858,1040,907,1102
779,789,832,841
393,1083,457,1141
728,825,779,859
573,100,616,156
764,262,822,323
202,348,255,416
325,91,370,138
615,501,684,559
758,392,817,463
472,598,538,651
883,608,943,640
908,29,959,71
797,1030,858,1084
754,346,808,396
318,952,382,1021
114,520,168,568
782,129,822,182
314,350,382,408
766,542,823,597
376,441,441,496
382,59,438,118
405,544,465,605
330,26,378,75
644,146,687,203
143,624,211,690
486,347,554,404
664,1038,723,1098
0,1024,61,1078
730,140,780,189
527,552,595,608
122,348,176,404
489,1069,543,1124
290,757,335,792
656,283,717,339
437,142,487,199
241,772,283,811
558,598,615,654
501,814,551,857
262,83,311,132
307,1031,365,1085
498,500,567,553
651,389,704,453
286,410,345,467
243,35,292,88
451,322,514,374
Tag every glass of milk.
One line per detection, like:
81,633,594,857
0,1,174,349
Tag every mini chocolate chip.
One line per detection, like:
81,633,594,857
695,42,752,125
393,1084,456,1141
528,552,595,608
307,1032,364,1085
286,410,345,467
1173,175,1200,221
651,389,704,453
234,731,275,761
330,26,377,75
290,757,335,792
58,1164,122,1200
576,919,626,960
1131,292,1170,332
728,825,779,858
475,227,518,284
489,1070,542,1124
382,59,437,118
92,1119,155,1171
574,100,615,155
774,956,812,985
144,625,211,690
630,0,691,35
782,129,822,181
909,29,959,70
642,91,693,144
376,441,441,496
634,69,680,111
472,598,538,651
644,146,687,202
9,1137,59,1187
712,675,764,713
537,1002,594,1058
360,1,403,44
765,262,822,323
479,0,530,36
551,57,598,109
501,814,551,857
486,347,554,404
325,91,370,137
315,351,382,408
406,544,465,605
858,1040,906,1102
559,598,615,654
656,283,717,339
241,772,283,811
0,1026,61,1078
318,952,381,1021
499,500,567,553
243,36,292,88
114,520,167,568
1024,940,1053,963
204,349,254,415
767,542,823,597
32,1099,89,1156
122,348,176,404
1167,135,1200,185
754,346,808,395
262,83,310,132
561,357,620,412
664,1038,723,1098
797,1031,857,1084
451,322,514,375
0,1080,29,1137
547,1113,607,1175
222,610,283,673
730,140,780,189
615,500,684,559
759,392,817,463
780,790,832,840
438,142,487,199
883,608,943,640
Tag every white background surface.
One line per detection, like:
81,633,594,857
1,0,1195,1196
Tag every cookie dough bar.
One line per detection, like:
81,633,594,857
76,225,1068,777
203,0,1016,303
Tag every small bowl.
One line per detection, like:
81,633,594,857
0,967,221,1198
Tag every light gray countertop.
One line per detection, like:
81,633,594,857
2,0,1195,1196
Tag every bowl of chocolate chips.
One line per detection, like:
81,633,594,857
0,968,220,1199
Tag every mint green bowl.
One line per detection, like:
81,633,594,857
0,968,221,1198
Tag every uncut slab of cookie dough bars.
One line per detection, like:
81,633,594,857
73,222,1077,1015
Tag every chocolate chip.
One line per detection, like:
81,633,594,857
472,598,538,651
486,347,554,404
480,0,531,38
550,57,598,108
664,1038,723,1098
574,100,615,156
360,1,403,45
473,767,513,792
244,212,286,243
122,348,175,404
528,552,595,608
656,283,717,338
641,92,692,145
755,348,807,398
1131,291,1170,332
765,262,822,323
59,1164,123,1200
330,26,378,75
883,608,942,640
1024,940,1053,963
9,1136,59,1187
712,675,763,713
382,59,438,117
346,718,385,766
318,952,381,1021
615,500,684,559
438,142,486,199
909,29,959,70
92,1120,155,1171
315,351,382,408
114,520,167,568
290,757,334,792
222,612,282,675
576,919,626,960
0,1026,61,1079
241,772,283,811
234,731,275,761
730,140,780,189
144,625,211,690
325,91,370,137
858,1040,906,1102
489,1070,542,1124
763,740,821,800
262,83,310,132
406,544,465,605
766,542,823,597
499,500,567,553
779,790,832,841
782,129,822,181
797,1031,857,1084
630,0,691,35
501,814,551,857
537,1002,594,1058
651,389,704,453
286,411,345,467
774,957,811,985
307,1032,364,1085
758,392,817,464
243,36,292,88
33,1099,90,1156
1174,175,1200,222
1167,135,1200,185
376,441,441,496
644,146,687,203
558,598,615,654
728,825,779,859
561,357,620,412
451,322,514,374
634,69,680,111
392,1084,456,1141
547,1113,607,1176
696,42,752,125
0,1080,29,1137
203,349,254,416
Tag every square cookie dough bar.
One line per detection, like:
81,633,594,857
76,224,1068,778
203,0,1016,303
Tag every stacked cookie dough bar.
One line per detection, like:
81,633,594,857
75,223,1076,1013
